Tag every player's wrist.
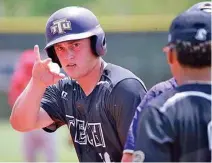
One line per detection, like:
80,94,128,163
123,149,134,154
31,77,47,90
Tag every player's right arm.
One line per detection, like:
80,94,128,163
122,99,149,162
10,45,65,132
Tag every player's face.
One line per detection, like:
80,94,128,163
54,38,98,79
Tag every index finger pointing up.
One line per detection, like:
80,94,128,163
34,45,41,61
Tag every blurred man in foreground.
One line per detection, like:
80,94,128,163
121,1,211,162
133,10,211,162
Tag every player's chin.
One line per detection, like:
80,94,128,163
65,71,81,80
67,73,79,79
65,68,88,80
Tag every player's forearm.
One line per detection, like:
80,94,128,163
10,78,46,131
121,153,133,162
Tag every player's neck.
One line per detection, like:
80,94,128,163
77,58,105,96
178,67,211,85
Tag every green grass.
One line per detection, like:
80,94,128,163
0,120,78,162
0,15,175,33
86,0,202,15
0,0,203,33
2,0,202,16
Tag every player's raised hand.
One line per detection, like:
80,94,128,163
32,45,65,87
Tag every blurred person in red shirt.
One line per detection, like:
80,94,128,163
8,49,57,162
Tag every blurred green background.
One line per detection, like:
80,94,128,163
0,0,202,32
1,0,201,16
0,0,206,162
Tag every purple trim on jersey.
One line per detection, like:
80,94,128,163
123,78,177,153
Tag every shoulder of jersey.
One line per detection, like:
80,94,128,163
149,78,177,95
140,78,176,106
104,63,146,88
147,88,177,109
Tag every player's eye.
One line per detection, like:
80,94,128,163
55,46,65,52
71,42,81,51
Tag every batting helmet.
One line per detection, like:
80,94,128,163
44,6,107,67
187,1,212,13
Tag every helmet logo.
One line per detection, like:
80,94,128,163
50,18,72,35
195,28,207,41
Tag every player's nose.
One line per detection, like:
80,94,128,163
64,50,75,60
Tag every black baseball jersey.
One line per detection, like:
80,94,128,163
134,83,211,162
41,63,147,162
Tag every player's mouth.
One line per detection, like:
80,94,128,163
66,63,77,68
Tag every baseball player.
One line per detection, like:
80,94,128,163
10,6,147,162
121,2,212,162
8,50,57,162
133,10,211,162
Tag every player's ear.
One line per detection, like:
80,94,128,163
163,46,172,65
163,46,177,65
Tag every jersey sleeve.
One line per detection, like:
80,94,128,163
108,78,146,147
133,105,176,162
123,107,140,153
41,81,66,132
